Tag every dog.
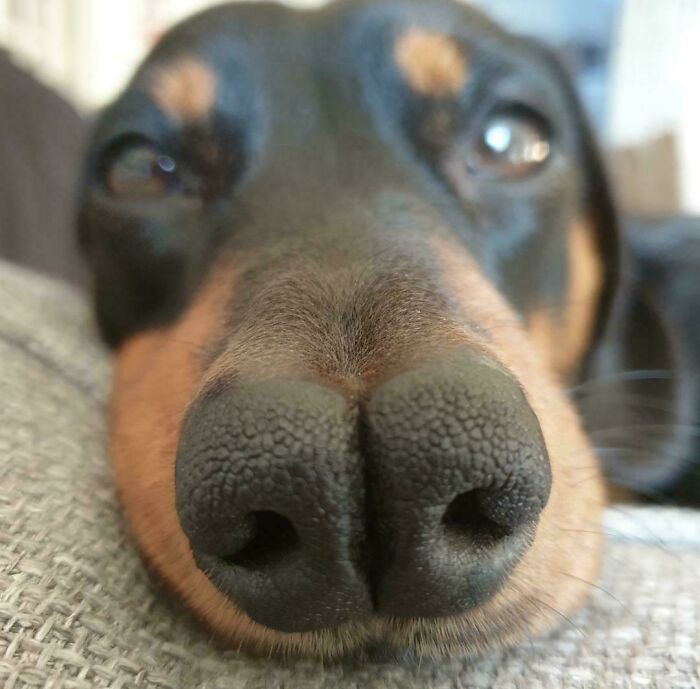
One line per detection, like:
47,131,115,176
77,0,700,659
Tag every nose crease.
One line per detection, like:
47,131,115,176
175,349,551,631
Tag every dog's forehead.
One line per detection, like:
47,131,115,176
129,0,560,131
145,0,510,62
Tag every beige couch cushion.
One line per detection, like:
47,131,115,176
1,261,698,689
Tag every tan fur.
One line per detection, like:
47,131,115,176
111,267,371,656
150,57,216,122
527,218,604,380
111,234,604,657
394,28,470,97
426,234,605,652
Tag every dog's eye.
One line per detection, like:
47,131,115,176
468,106,552,179
105,144,182,201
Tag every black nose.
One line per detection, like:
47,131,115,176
364,352,551,617
175,352,551,632
175,381,372,633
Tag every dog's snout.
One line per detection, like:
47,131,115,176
365,352,552,617
175,381,372,633
175,352,551,632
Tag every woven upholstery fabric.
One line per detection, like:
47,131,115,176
0,261,698,689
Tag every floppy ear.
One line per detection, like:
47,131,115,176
578,217,700,501
528,46,699,500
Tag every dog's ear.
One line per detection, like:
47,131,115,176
527,47,698,500
578,217,700,501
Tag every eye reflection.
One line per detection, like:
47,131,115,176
472,107,553,179
484,124,513,154
157,155,178,174
104,144,183,201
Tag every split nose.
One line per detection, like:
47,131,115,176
175,351,551,632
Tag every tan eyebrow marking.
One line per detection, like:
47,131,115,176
150,57,216,123
394,28,470,97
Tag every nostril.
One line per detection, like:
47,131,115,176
175,380,373,632
222,511,300,570
442,490,510,543
365,351,552,617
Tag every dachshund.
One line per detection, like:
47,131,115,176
77,0,700,659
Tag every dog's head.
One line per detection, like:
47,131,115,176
78,0,618,658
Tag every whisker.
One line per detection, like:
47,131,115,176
574,388,676,404
588,423,700,438
595,446,693,463
559,572,628,611
567,472,605,488
563,442,691,478
568,370,675,394
584,508,680,560
554,530,630,569
525,595,586,638
576,394,689,420
557,527,619,539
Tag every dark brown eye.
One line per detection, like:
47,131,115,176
468,106,552,179
105,144,182,201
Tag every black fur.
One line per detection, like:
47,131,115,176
583,219,700,503
78,0,699,502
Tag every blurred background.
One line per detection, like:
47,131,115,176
0,0,698,216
